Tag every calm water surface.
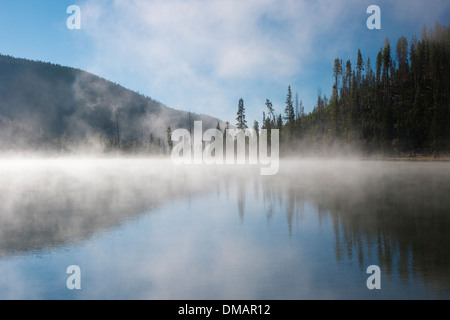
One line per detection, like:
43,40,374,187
0,158,449,299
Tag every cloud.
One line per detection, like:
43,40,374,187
82,0,362,76
78,0,322,116
78,0,449,121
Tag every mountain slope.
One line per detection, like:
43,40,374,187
0,54,221,151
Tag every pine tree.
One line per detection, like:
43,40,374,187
382,38,391,88
333,58,343,101
266,99,275,124
356,49,364,86
236,98,248,129
223,121,230,159
253,120,260,156
166,126,173,152
376,49,383,85
262,111,266,129
396,36,409,76
253,120,259,137
366,57,374,85
344,60,352,95
276,114,283,130
148,133,154,153
284,85,295,124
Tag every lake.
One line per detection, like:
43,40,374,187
0,158,449,299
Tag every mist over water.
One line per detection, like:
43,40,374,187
0,157,449,299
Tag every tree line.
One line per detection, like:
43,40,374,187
233,23,450,157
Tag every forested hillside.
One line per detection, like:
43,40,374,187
259,23,450,156
0,55,221,153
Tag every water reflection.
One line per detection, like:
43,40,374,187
255,161,450,295
0,159,217,256
0,159,449,298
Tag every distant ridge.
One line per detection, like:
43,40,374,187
0,54,222,152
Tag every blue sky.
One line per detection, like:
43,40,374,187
0,0,449,126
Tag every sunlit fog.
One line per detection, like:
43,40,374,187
0,158,449,299
0,0,449,302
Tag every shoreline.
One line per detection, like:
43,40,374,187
0,153,449,163
366,155,450,162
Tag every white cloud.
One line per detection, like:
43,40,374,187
80,0,341,117
78,0,449,121
83,0,302,78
